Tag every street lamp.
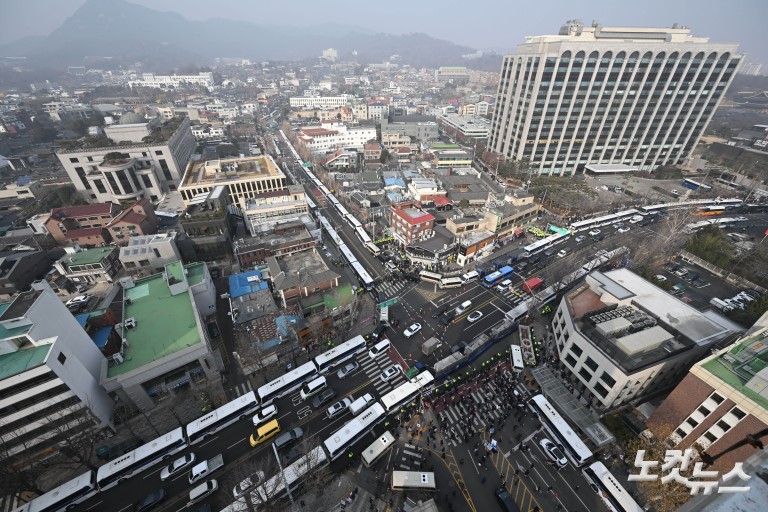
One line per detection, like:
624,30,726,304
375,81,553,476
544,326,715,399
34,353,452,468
272,443,300,511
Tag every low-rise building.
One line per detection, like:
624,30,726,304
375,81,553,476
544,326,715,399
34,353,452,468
128,72,215,89
44,203,121,245
648,320,768,474
120,232,182,275
0,251,52,298
323,149,358,169
484,201,540,238
233,222,316,268
190,124,226,139
433,148,473,168
381,115,439,144
104,198,159,246
0,282,114,462
297,124,376,153
54,246,121,285
102,262,217,410
243,185,309,236
364,142,382,163
227,269,279,325
266,252,340,308
390,204,435,245
438,114,492,143
407,178,447,204
553,268,739,412
179,155,287,210
0,177,46,200
288,95,355,109
440,174,490,206
456,230,497,266
178,186,235,263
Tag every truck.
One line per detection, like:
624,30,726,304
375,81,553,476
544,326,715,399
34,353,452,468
422,337,442,356
189,454,224,484
522,277,544,294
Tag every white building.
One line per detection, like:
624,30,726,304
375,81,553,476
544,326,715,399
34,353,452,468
0,282,114,460
191,124,226,139
489,20,743,175
56,117,196,203
0,178,46,200
120,231,182,274
297,123,377,153
289,95,355,109
128,72,215,89
553,268,738,412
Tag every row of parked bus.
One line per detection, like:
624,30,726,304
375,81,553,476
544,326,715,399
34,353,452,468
19,333,434,512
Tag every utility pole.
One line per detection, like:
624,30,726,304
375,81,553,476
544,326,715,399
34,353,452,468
272,444,300,511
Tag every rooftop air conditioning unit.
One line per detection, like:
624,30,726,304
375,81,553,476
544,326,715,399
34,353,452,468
113,353,124,364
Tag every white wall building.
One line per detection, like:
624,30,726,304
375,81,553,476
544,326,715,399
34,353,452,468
56,117,196,203
0,282,114,460
128,72,215,89
489,20,743,175
191,124,226,139
552,268,738,411
289,95,355,109
120,231,182,274
297,123,377,153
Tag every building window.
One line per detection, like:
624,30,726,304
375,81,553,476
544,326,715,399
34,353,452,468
585,356,598,372
711,393,724,404
716,420,731,431
571,344,583,357
601,372,616,387
155,150,163,156
687,418,699,428
732,407,746,420
565,354,577,368
676,428,687,439
69,157,79,163
58,353,67,365
697,405,711,416
578,367,592,382
704,432,717,443
594,383,609,398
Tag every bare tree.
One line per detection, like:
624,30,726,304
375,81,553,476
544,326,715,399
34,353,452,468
0,430,47,500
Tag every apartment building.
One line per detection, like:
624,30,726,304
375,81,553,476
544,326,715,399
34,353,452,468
120,232,182,275
489,20,742,175
288,95,355,109
0,282,114,461
552,268,737,412
128,72,215,89
390,204,435,245
54,246,121,284
244,185,309,236
296,124,376,153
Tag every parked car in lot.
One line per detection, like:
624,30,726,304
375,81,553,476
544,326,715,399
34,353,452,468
588,229,601,236
540,438,568,467
403,323,422,338
467,311,483,323
380,364,402,382
66,294,91,307
673,267,689,277
312,388,337,408
664,261,680,272
336,362,359,379
654,274,667,282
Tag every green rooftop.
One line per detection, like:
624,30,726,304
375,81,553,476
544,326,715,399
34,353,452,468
185,262,206,286
61,246,117,266
323,283,355,310
701,332,768,410
0,303,33,341
165,260,185,285
109,266,201,378
0,344,52,380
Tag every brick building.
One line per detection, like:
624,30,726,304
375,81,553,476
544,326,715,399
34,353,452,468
648,321,768,474
390,204,435,246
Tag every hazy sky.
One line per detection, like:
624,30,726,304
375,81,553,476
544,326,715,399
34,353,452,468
2,0,766,63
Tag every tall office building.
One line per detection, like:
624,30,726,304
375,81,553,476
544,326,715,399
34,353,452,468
489,20,742,175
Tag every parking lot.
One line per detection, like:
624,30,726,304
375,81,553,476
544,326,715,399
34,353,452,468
655,258,745,312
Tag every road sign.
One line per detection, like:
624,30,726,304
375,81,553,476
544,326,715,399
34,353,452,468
377,297,399,309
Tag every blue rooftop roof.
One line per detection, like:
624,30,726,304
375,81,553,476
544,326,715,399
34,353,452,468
74,312,90,328
228,270,269,299
92,326,112,349
384,177,405,187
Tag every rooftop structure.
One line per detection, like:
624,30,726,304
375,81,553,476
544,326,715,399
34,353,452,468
180,155,286,209
266,252,341,308
554,268,738,411
438,114,491,142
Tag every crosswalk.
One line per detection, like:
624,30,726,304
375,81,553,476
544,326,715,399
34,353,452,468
376,279,409,299
233,379,255,397
496,287,531,306
0,494,22,512
357,351,406,395
394,442,425,471
437,381,525,447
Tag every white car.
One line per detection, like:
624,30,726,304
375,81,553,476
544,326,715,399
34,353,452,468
495,279,513,292
403,323,422,338
467,311,483,323
556,250,567,258
380,364,402,382
654,274,667,282
233,471,265,499
574,235,586,243
539,438,568,468
617,227,630,234
588,229,601,236
252,404,278,427
326,397,354,419
160,453,196,481
66,294,91,306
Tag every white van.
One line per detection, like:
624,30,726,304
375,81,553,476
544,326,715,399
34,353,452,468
348,393,375,416
299,376,327,400
368,339,390,359
378,306,389,325
495,279,512,292
455,300,472,315
461,271,480,283
189,480,218,505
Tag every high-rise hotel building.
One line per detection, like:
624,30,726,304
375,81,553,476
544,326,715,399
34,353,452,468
488,20,742,175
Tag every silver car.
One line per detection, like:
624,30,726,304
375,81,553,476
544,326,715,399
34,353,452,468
336,362,359,379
